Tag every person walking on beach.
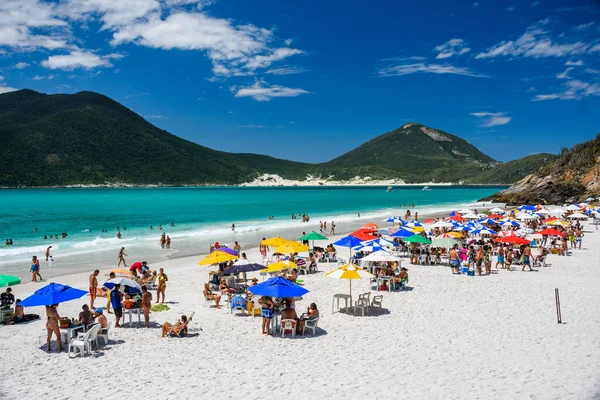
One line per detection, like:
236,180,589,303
319,221,323,233
89,270,99,309
259,238,268,258
110,284,123,328
156,268,168,304
31,256,41,282
449,245,460,274
142,286,152,328
166,236,171,249
160,233,166,248
45,304,62,353
330,221,335,235
117,247,127,267
575,228,583,249
475,246,483,276
521,244,534,271
45,246,52,262
106,272,116,314
495,244,505,269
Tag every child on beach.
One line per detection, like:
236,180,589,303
258,296,274,335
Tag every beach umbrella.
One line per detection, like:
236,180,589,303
390,227,414,238
353,243,387,253
424,218,435,224
459,208,473,215
518,205,536,211
361,250,400,263
19,283,87,307
473,227,497,235
502,220,521,228
264,260,298,273
364,237,399,247
568,213,588,219
489,207,505,213
0,275,21,288
298,231,328,244
487,213,503,219
447,215,465,222
326,263,374,298
403,235,432,245
274,242,310,254
261,237,289,247
406,220,423,228
536,228,566,236
104,277,142,294
198,250,238,266
214,247,238,256
432,220,454,229
463,213,479,219
362,223,379,230
223,262,266,275
479,218,498,225
431,237,460,249
566,204,581,211
106,269,135,278
447,231,463,238
334,235,364,258
248,276,308,298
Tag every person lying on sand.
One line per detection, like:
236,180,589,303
161,315,188,337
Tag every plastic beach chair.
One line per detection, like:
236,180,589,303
303,316,319,336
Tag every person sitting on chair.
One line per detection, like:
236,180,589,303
78,304,95,330
1,288,15,309
219,279,235,297
161,315,188,337
94,308,108,329
298,303,319,334
204,283,222,309
287,268,298,283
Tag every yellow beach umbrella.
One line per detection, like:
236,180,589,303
326,263,374,297
198,250,238,266
264,260,298,273
106,269,134,278
548,220,568,226
447,231,463,238
274,242,310,254
261,236,290,247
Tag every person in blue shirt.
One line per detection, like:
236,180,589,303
110,284,123,327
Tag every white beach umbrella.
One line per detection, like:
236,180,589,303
489,207,505,213
463,213,479,219
104,277,142,293
566,204,581,211
459,208,473,215
516,213,537,221
568,213,588,219
432,221,454,229
361,250,400,263
536,208,550,215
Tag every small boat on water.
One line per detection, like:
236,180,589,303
422,186,432,191
387,186,394,192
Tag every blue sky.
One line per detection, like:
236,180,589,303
1,0,599,163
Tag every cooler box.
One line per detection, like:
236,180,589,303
467,271,475,276
461,266,469,274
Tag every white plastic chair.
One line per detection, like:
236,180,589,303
303,316,319,336
76,323,101,350
68,325,98,358
97,321,112,346
281,319,297,337
371,295,383,314
354,298,369,316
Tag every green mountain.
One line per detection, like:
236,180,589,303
465,153,557,184
326,123,499,183
0,89,553,187
485,135,600,204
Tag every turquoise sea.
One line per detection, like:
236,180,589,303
0,186,503,278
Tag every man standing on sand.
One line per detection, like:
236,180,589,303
45,246,52,262
575,228,583,249
106,272,116,313
522,244,534,271
117,247,127,267
110,284,123,327
449,245,460,274
89,270,99,309
142,286,152,328
330,221,335,235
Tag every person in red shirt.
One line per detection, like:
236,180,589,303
129,261,146,277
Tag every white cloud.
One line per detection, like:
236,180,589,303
266,66,310,75
556,67,574,79
532,80,600,101
585,68,600,75
32,74,55,80
0,76,18,94
476,21,590,59
14,62,30,69
471,112,512,127
565,60,583,66
377,61,488,78
60,0,161,30
41,50,121,70
573,22,595,31
233,80,310,101
590,43,600,53
434,38,470,59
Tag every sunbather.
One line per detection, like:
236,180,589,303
204,284,222,309
3,299,24,324
161,315,188,337
298,303,319,334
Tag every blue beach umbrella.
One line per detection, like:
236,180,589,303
518,205,536,211
334,235,364,258
480,218,498,225
390,228,414,238
353,243,386,253
19,283,88,307
248,276,309,298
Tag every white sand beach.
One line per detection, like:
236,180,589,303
1,222,600,400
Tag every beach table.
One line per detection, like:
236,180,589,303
376,276,394,292
61,325,85,345
270,313,281,334
332,293,352,314
123,308,142,327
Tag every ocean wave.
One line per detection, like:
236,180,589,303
0,244,60,257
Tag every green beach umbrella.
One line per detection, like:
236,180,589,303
431,237,460,249
0,275,21,288
298,231,329,248
403,235,432,245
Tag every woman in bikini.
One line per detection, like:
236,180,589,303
46,304,62,353
156,268,168,304
203,283,222,309
161,315,188,337
258,296,274,335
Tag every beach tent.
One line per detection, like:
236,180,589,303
326,263,373,298
0,275,21,288
248,276,308,298
19,283,87,307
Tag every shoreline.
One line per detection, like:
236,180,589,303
0,183,509,189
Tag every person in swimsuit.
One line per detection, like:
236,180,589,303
258,296,274,335
156,268,168,304
467,247,476,270
495,244,505,269
575,228,583,249
110,284,123,328
449,245,460,274
30,256,41,282
475,246,483,276
89,269,99,309
117,247,127,267
3,299,24,325
141,286,152,328
233,241,241,254
166,236,171,249
45,246,52,262
78,304,95,330
522,244,533,271
45,304,62,352
203,283,222,309
298,303,319,334
483,245,491,274
94,308,108,329
161,315,188,337
106,272,116,313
